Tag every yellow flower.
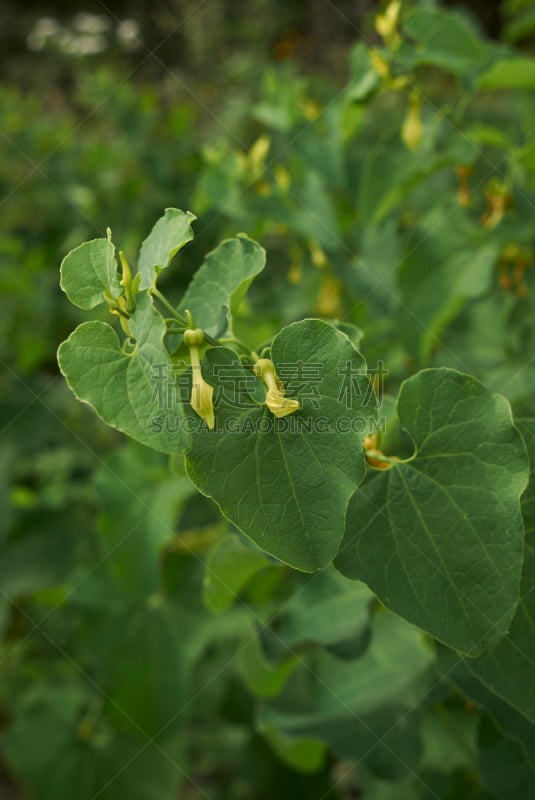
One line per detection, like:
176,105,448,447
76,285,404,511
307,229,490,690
254,358,300,419
265,388,300,419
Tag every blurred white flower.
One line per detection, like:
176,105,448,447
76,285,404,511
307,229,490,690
117,19,141,50
73,13,110,34
26,17,61,51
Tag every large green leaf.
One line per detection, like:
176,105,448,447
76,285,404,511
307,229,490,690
335,368,528,654
437,646,535,762
478,57,535,90
0,512,86,598
238,624,299,698
137,208,196,289
3,683,181,800
259,612,433,773
398,203,499,362
275,568,374,650
202,533,275,612
462,421,535,722
58,292,190,454
186,319,377,571
438,422,535,724
518,419,535,535
60,236,119,309
401,8,485,72
478,714,535,800
179,235,266,337
94,442,195,600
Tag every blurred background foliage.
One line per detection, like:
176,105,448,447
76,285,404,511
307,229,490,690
1,1,535,798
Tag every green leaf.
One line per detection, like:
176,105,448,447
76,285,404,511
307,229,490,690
58,292,190,454
478,714,535,800
276,568,374,649
258,722,326,773
137,208,196,289
238,624,299,698
179,235,266,337
259,612,433,771
106,599,192,738
346,43,380,102
399,205,499,362
336,368,528,655
503,10,535,44
437,646,535,763
186,319,377,571
4,684,180,800
202,534,275,612
60,236,119,309
518,419,535,534
402,8,485,72
464,542,535,724
419,705,479,774
0,513,84,598
95,442,195,599
478,58,535,90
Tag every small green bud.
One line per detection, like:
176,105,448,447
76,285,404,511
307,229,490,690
183,328,205,348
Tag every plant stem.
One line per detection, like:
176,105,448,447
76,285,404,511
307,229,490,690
150,288,187,324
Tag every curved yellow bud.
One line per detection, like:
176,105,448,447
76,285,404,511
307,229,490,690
109,295,132,337
376,0,401,46
190,366,215,430
187,338,215,430
254,358,300,419
401,93,423,151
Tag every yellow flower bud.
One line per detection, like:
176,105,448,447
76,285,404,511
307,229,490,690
401,92,423,151
376,0,402,46
185,329,215,430
190,365,215,430
370,50,391,80
109,295,131,337
248,135,271,182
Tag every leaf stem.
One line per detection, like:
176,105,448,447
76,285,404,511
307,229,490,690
150,288,187,324
218,335,254,355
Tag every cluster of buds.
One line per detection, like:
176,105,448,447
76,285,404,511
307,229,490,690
104,249,140,338
184,329,301,430
482,180,513,229
455,164,473,207
498,244,532,299
363,434,398,470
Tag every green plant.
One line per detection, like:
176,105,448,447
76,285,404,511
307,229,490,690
53,198,534,795
3,2,535,798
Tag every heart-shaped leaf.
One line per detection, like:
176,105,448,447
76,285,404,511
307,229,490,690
60,236,119,309
58,292,190,454
463,419,535,722
335,368,529,654
185,319,377,571
259,612,433,770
